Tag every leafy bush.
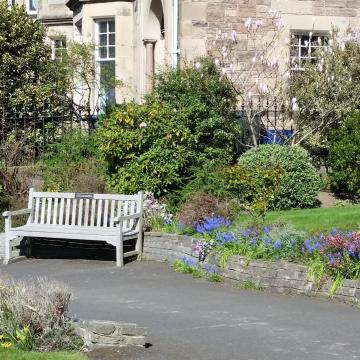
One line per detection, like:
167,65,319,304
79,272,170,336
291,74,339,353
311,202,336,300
178,193,232,227
237,145,321,210
41,130,106,193
328,113,360,199
99,57,240,196
0,277,82,351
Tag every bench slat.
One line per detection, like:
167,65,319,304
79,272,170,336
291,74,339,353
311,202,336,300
110,200,115,227
90,199,96,226
103,199,109,227
34,197,40,224
96,199,102,227
84,199,90,226
59,198,65,225
40,198,46,224
52,198,58,225
78,199,83,226
65,198,71,225
46,197,52,225
129,201,136,230
71,199,77,226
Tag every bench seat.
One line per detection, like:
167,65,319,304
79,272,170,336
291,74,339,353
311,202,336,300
9,225,139,245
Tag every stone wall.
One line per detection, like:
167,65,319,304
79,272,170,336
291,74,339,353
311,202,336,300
179,0,360,60
144,232,360,304
73,319,146,350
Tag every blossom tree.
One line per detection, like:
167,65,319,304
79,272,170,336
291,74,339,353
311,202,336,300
206,10,360,148
207,9,292,147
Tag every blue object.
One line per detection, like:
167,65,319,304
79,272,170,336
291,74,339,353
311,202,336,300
262,129,293,144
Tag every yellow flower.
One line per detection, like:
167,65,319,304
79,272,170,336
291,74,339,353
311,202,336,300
1,341,13,349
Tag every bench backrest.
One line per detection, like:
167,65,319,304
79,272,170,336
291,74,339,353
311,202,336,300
27,188,143,230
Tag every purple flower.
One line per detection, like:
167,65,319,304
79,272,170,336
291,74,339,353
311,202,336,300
273,239,282,250
216,231,237,246
203,263,219,274
181,256,198,267
195,216,231,234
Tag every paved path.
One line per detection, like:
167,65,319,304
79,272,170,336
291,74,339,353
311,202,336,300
1,259,360,360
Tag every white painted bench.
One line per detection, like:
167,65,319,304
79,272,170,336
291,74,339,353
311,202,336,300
2,188,143,267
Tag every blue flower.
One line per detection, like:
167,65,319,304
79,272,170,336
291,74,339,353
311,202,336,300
203,263,219,274
216,231,237,246
273,239,282,250
195,216,231,234
181,256,198,267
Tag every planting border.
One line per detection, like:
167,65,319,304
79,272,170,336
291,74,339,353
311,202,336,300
144,232,360,304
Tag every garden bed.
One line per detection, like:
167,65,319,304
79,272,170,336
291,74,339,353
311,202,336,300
144,232,360,304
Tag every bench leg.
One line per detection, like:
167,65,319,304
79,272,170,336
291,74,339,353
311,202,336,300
116,225,124,267
136,232,143,260
4,234,17,265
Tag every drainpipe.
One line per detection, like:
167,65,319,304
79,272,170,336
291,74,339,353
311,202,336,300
172,0,180,67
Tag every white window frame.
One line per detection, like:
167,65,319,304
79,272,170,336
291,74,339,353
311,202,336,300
26,0,37,15
95,18,116,111
51,38,66,61
290,32,328,71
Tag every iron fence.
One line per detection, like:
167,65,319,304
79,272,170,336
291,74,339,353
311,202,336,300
0,102,96,166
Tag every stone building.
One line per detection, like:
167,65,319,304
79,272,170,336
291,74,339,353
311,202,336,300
13,0,360,107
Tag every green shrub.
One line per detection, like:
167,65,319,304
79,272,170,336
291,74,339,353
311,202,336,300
41,130,106,193
328,112,360,199
237,145,321,210
99,57,240,196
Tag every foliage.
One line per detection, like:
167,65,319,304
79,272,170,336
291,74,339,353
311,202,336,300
143,192,173,231
0,1,67,114
178,193,232,227
58,42,121,117
328,112,360,199
0,277,82,352
291,29,360,144
221,164,284,218
41,130,106,193
237,144,321,210
173,257,223,282
235,280,264,291
99,57,239,196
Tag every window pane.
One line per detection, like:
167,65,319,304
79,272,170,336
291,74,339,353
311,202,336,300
99,46,107,59
99,34,107,46
109,34,115,46
108,21,115,33
29,0,37,11
99,22,107,33
108,46,115,58
100,60,116,107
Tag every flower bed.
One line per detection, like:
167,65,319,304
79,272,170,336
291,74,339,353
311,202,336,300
144,222,360,304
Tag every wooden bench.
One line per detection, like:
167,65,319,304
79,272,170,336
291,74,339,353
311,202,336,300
2,188,143,267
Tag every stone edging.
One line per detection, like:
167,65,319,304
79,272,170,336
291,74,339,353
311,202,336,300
144,232,360,304
73,319,147,350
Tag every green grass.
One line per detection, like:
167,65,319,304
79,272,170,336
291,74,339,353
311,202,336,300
0,348,87,360
234,204,360,232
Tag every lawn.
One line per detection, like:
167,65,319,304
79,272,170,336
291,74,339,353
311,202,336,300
235,204,360,232
0,348,87,360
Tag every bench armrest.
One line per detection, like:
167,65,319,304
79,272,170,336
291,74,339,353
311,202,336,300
114,212,142,224
3,208,32,217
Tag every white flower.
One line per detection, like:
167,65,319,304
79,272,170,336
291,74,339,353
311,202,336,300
139,122,147,128
244,17,252,30
231,30,237,42
214,58,220,66
195,62,201,69
317,37,322,45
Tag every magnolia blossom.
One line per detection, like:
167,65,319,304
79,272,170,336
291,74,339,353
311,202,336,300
259,83,268,94
291,97,299,112
231,30,237,42
244,17,252,30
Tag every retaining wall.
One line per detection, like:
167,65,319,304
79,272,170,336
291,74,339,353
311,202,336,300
144,232,360,304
